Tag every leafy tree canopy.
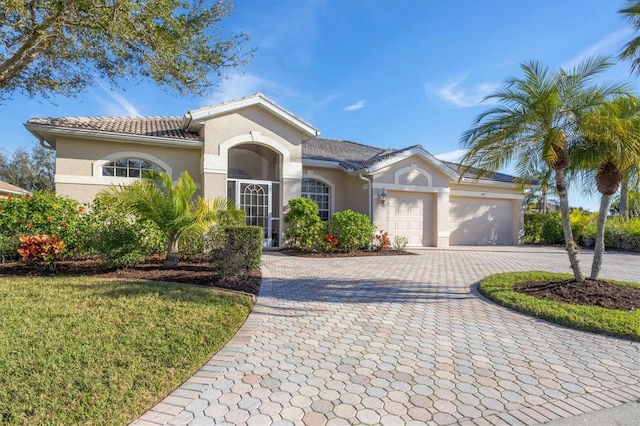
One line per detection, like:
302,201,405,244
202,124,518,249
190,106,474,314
0,143,54,191
0,0,252,101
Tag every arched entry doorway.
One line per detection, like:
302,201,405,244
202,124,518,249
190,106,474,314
227,144,282,247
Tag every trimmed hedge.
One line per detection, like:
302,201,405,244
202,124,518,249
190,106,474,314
210,226,263,279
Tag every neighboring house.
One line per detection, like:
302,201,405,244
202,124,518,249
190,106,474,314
0,180,30,198
24,93,524,248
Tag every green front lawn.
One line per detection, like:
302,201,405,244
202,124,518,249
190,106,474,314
478,272,640,341
0,277,254,425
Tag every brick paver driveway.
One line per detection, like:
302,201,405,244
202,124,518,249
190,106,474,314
135,246,640,426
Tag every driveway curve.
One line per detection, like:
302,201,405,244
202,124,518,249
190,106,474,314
134,246,640,426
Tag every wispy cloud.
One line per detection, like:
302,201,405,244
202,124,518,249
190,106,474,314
95,82,141,116
562,28,633,69
434,149,467,162
424,77,500,108
207,72,276,104
344,100,365,112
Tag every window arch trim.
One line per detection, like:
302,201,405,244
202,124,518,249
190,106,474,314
93,151,172,181
301,174,335,221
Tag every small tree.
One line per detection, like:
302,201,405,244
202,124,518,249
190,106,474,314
100,171,232,268
0,144,54,191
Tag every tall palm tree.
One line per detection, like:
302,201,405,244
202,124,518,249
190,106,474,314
573,95,640,279
619,166,640,218
100,171,239,268
460,56,628,283
619,1,640,75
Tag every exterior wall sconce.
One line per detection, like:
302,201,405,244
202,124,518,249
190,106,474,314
379,188,388,206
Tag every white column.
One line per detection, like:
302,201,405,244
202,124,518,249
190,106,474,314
436,190,450,247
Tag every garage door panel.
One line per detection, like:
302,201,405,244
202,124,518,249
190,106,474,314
387,192,434,247
449,197,513,245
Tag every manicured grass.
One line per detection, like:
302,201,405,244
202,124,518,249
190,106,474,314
0,277,254,425
478,271,640,341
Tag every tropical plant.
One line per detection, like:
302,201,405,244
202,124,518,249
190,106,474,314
619,1,640,75
573,95,640,279
99,171,234,268
524,167,557,213
611,186,640,217
460,56,627,282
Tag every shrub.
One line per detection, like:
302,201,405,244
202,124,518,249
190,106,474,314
0,191,81,254
284,197,322,249
0,234,19,263
17,234,66,270
93,222,147,268
329,210,375,252
581,217,640,252
570,209,596,245
393,235,408,252
524,212,563,244
210,226,262,279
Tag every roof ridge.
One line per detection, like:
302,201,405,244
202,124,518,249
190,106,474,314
312,137,389,152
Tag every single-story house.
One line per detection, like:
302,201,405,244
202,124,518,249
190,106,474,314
24,93,524,248
0,179,30,199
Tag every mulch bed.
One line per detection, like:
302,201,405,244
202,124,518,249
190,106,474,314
0,256,262,296
514,279,640,311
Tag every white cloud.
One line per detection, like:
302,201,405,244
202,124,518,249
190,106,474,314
434,149,467,162
207,73,273,104
562,28,633,70
424,78,500,108
344,100,365,112
95,82,141,116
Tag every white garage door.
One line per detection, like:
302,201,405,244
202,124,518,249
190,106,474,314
387,192,434,247
449,197,514,245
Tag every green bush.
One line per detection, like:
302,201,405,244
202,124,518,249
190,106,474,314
76,197,165,265
0,234,19,263
524,212,563,244
284,197,322,249
329,209,375,252
210,226,262,279
0,191,82,254
581,217,640,251
93,222,147,268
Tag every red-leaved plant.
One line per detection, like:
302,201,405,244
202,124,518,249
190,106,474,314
17,234,66,271
374,230,391,251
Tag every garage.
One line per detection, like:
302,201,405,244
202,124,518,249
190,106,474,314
386,192,435,247
449,196,515,245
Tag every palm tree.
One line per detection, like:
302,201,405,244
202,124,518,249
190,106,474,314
618,166,640,218
573,95,640,279
525,167,556,213
100,171,239,268
619,1,640,75
460,56,628,283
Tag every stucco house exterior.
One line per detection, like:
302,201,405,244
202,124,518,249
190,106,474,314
24,93,524,248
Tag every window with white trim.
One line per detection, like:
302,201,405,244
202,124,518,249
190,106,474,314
301,177,331,221
101,158,163,178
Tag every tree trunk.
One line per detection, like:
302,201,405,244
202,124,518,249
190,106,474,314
554,168,583,282
620,176,629,220
164,235,179,268
590,194,611,280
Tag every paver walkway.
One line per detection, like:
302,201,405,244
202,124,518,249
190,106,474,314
133,246,640,426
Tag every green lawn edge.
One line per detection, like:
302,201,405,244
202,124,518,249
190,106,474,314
477,271,640,342
0,276,255,425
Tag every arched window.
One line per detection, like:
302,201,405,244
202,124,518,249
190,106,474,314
302,177,331,221
101,158,163,178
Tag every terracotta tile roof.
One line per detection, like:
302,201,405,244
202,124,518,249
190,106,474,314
303,138,517,183
26,116,202,142
0,180,30,194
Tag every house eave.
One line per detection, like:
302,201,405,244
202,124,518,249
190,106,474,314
24,123,204,149
363,147,460,180
183,93,320,138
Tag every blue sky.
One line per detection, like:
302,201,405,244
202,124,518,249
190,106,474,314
1,0,638,211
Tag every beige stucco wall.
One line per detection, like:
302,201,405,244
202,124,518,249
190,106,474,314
53,137,202,204
202,106,305,160
301,168,369,217
372,157,452,188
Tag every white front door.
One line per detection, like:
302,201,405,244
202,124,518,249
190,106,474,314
236,181,273,247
